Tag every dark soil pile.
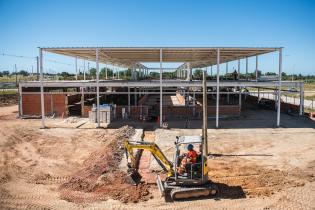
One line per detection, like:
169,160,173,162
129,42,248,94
0,93,18,107
59,126,151,203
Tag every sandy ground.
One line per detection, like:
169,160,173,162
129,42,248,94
0,105,315,209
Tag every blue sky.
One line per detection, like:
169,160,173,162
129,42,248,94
0,0,314,75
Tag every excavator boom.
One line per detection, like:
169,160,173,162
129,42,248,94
124,140,174,184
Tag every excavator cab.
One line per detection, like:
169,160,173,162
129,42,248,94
173,136,206,182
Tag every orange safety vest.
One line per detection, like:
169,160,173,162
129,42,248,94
187,150,197,164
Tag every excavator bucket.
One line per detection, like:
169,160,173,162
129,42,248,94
125,169,142,185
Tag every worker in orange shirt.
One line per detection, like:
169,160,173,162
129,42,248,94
178,144,197,175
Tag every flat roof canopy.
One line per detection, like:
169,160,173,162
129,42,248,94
42,47,281,69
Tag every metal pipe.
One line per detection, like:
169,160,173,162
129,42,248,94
277,48,282,126
96,48,100,128
39,48,45,128
216,48,220,128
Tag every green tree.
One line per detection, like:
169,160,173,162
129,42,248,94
193,69,203,79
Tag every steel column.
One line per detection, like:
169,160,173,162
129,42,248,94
83,60,86,80
216,49,220,128
277,48,282,126
128,87,130,115
255,56,258,82
299,83,304,116
75,57,78,80
246,57,248,80
39,48,45,128
160,48,163,127
96,49,100,128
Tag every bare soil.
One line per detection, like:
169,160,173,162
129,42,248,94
0,105,314,210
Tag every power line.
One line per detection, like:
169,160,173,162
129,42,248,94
0,52,36,59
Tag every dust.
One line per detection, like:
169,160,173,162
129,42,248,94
59,126,152,203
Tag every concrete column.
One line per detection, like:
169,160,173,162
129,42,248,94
96,49,100,128
160,48,163,127
39,48,45,128
216,48,220,128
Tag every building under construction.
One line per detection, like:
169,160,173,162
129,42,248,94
19,47,304,128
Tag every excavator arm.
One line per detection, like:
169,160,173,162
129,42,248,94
124,140,174,180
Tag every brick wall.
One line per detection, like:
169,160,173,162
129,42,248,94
22,94,67,117
163,105,240,119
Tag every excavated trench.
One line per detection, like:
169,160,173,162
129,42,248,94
59,126,152,203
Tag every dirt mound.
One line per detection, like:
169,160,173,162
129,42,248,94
0,93,18,107
59,126,151,203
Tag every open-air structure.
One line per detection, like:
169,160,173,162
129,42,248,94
19,47,304,128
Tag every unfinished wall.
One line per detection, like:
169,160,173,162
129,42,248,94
115,106,149,120
22,94,67,117
163,105,240,119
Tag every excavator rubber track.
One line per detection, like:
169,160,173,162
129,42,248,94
170,184,218,200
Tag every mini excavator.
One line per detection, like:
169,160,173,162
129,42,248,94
124,72,218,201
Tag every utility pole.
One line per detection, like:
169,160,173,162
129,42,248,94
202,70,208,155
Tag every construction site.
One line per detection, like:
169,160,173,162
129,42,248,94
1,47,315,209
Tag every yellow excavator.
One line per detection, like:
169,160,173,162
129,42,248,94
124,72,218,201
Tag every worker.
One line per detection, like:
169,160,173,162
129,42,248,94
178,144,198,175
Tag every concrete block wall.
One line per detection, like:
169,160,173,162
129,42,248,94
22,94,67,117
